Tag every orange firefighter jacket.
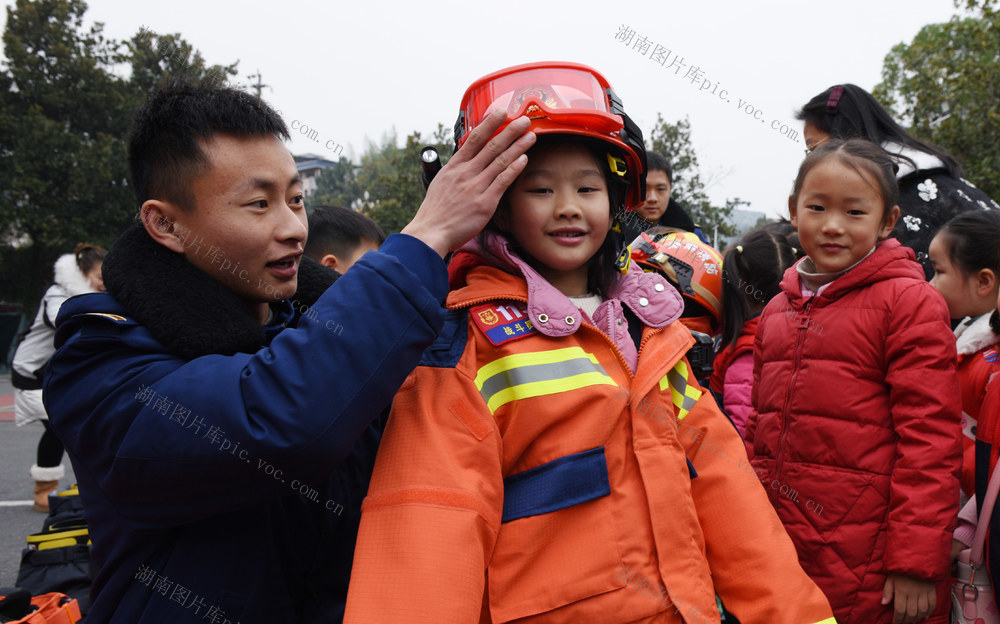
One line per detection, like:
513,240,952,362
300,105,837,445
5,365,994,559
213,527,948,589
344,264,835,624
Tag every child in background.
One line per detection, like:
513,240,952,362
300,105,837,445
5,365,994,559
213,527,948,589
630,227,724,339
709,227,796,436
345,61,834,624
11,244,106,511
761,219,805,261
304,205,386,274
928,210,1000,502
745,138,961,624
630,227,723,385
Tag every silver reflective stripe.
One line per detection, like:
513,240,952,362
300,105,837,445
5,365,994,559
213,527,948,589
474,347,617,413
478,358,606,405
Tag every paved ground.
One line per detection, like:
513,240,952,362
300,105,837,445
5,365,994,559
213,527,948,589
0,374,78,588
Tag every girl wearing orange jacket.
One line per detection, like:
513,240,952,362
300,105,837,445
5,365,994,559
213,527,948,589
344,62,835,624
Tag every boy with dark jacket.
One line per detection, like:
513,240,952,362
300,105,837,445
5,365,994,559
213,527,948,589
622,151,708,245
42,85,534,623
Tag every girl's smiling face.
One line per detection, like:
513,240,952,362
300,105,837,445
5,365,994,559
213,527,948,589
502,141,612,296
790,157,899,274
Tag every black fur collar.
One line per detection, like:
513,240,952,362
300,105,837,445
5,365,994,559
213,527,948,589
103,224,337,359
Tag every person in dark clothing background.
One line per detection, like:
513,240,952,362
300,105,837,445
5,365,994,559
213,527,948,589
622,150,708,244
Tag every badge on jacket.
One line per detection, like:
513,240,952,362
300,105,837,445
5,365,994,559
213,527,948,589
471,302,537,346
984,347,998,364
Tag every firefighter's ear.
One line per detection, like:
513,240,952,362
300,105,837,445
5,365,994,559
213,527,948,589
141,201,186,254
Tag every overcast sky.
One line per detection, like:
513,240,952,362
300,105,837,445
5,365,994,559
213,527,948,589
2,0,965,220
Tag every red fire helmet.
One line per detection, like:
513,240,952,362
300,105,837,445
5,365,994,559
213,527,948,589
454,61,648,210
631,227,724,328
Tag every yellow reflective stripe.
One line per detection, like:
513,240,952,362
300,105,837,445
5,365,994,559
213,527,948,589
474,347,600,389
486,372,617,413
810,619,837,624
475,347,616,414
658,360,702,421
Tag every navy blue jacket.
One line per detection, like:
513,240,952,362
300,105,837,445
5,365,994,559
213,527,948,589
43,228,447,623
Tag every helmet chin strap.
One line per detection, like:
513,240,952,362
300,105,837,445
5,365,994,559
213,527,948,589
611,212,632,274
609,160,634,274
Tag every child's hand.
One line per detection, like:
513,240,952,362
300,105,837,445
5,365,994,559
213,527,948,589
881,573,936,623
402,109,535,257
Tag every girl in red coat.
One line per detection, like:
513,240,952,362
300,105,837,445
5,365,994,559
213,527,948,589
927,211,1000,502
745,138,962,624
709,226,797,436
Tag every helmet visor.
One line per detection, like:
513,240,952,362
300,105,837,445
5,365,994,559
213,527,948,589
460,66,623,139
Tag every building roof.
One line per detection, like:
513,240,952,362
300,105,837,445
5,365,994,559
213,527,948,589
296,158,337,172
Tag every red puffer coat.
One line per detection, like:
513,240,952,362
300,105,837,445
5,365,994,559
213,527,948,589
745,239,961,624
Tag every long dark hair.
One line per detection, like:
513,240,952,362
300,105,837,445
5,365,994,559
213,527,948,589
720,227,796,349
478,135,624,298
797,84,962,178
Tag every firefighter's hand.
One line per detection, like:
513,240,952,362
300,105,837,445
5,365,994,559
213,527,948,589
881,573,936,623
402,109,535,257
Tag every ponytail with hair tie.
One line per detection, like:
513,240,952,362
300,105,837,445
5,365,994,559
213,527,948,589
720,226,797,350
826,85,844,113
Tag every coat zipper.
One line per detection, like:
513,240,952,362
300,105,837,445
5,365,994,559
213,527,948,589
774,298,814,485
452,294,528,310
594,323,665,383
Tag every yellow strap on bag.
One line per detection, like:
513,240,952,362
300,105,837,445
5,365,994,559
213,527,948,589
55,485,78,498
25,527,90,551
